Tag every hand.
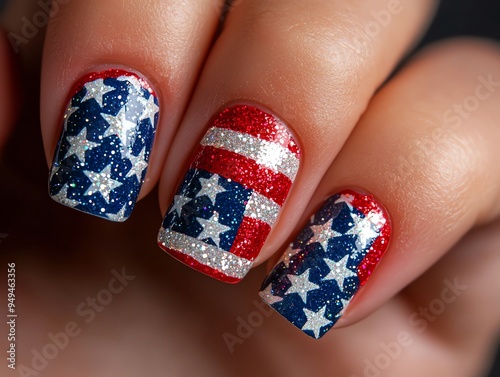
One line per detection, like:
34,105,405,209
1,0,499,376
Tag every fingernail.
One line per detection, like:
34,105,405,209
48,69,159,221
259,189,391,339
158,104,301,283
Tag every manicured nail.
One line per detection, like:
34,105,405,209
158,104,301,283
259,189,391,339
48,69,159,221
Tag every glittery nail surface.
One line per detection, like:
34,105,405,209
49,69,159,221
259,190,391,339
158,104,301,283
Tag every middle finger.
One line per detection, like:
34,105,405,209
158,0,437,282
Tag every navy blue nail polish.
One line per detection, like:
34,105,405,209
49,69,159,221
260,190,391,339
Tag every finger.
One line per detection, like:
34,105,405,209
157,0,436,282
0,29,19,151
405,218,500,352
260,38,500,338
41,0,219,221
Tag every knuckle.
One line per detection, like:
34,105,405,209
391,110,483,203
237,1,375,88
231,1,378,130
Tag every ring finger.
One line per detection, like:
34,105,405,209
260,38,500,338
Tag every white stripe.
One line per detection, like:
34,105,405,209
157,229,252,280
201,127,300,180
244,191,281,225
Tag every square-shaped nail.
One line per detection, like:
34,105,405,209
48,69,159,221
259,190,391,339
158,104,301,283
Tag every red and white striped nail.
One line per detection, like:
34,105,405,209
157,104,301,283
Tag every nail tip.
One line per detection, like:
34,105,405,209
157,234,244,284
158,104,299,285
258,290,335,339
259,189,390,339
49,192,131,223
48,69,159,222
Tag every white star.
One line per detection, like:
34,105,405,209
138,95,159,127
168,195,192,218
65,128,99,163
301,306,333,339
285,269,320,303
197,211,231,248
308,218,343,251
197,175,226,204
81,79,115,108
322,255,357,289
345,213,380,251
334,193,355,210
259,283,283,305
106,203,128,222
366,210,387,229
83,165,123,204
126,146,148,182
101,108,137,150
51,184,80,208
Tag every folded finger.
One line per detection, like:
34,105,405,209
260,38,500,338
41,0,219,221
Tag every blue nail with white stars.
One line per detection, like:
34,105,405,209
259,190,391,339
48,69,159,221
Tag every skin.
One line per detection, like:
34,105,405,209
1,0,500,376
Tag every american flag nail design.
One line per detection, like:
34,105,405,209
260,190,391,339
158,105,301,283
48,69,159,221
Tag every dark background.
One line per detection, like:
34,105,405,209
420,0,500,45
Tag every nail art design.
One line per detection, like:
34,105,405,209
49,69,159,221
259,190,391,339
158,105,301,283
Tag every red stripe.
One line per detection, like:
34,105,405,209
357,222,391,286
212,105,301,158
341,189,391,286
160,246,241,284
71,69,156,97
230,217,271,260
193,146,292,206
343,189,387,218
